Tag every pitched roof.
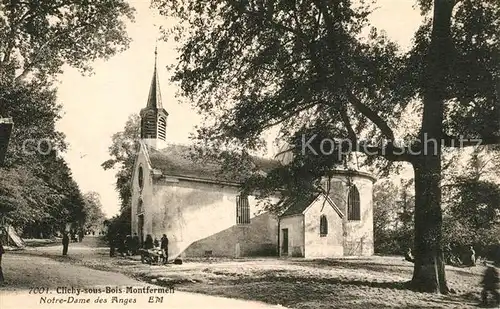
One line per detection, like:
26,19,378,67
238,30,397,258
280,194,319,217
146,143,279,184
280,193,344,218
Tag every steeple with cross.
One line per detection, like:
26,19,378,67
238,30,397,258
140,46,169,150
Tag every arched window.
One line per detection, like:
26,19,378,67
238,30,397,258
157,116,166,140
347,185,361,221
320,215,328,236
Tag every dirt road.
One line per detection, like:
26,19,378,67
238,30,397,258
0,239,285,309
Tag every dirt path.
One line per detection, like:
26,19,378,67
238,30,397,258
0,250,286,309
0,253,142,290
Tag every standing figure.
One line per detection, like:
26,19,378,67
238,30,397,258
144,234,154,250
118,234,127,257
109,235,115,257
125,235,132,256
132,233,140,255
469,246,476,266
78,230,84,243
62,232,69,256
161,234,169,264
495,245,500,267
153,237,159,248
481,263,500,306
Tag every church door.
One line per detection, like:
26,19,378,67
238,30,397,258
138,214,144,246
281,228,289,256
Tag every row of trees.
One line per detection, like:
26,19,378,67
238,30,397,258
0,0,134,237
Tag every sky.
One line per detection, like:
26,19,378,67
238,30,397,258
55,0,424,218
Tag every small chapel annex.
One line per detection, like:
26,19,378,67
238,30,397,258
130,52,376,260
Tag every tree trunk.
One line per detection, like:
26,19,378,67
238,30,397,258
411,155,448,293
409,0,455,294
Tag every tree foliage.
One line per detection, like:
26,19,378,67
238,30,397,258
102,113,140,213
0,0,135,237
0,81,86,237
442,147,500,257
0,0,135,84
373,179,414,255
82,191,106,231
0,154,87,238
102,114,140,236
375,146,500,261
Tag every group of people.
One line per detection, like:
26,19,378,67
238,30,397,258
404,245,477,267
109,233,141,257
141,234,169,264
109,233,169,265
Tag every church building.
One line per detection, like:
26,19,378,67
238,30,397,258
130,52,376,259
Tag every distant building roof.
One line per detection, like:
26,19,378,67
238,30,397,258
146,143,279,184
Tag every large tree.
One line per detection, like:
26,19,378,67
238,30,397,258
0,80,85,236
154,0,500,293
0,0,135,236
0,0,134,84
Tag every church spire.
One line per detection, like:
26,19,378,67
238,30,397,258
146,46,162,109
140,46,169,150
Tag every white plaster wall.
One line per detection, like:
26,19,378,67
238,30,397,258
130,146,154,242
303,195,344,258
149,179,280,258
279,215,304,257
343,177,374,256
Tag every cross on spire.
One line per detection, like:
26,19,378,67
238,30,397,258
146,45,162,109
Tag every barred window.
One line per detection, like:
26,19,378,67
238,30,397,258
236,195,250,224
348,185,361,221
320,215,328,236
